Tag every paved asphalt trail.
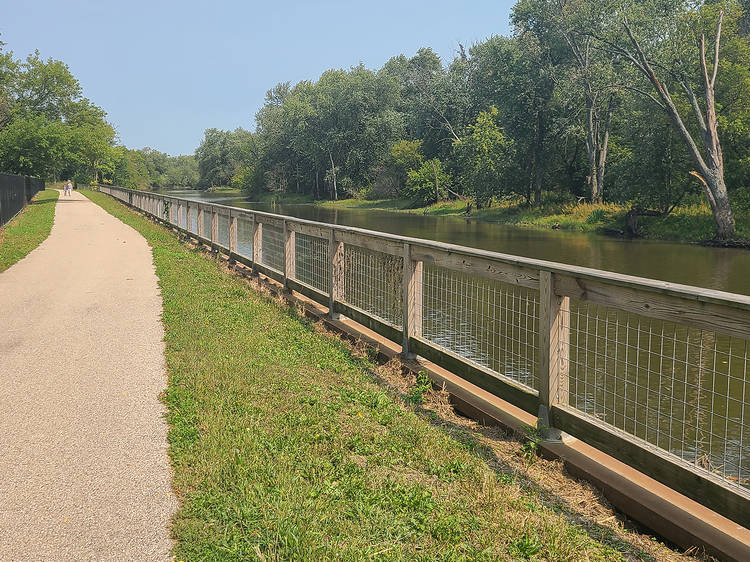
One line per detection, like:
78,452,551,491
0,190,176,559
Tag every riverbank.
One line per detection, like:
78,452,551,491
319,197,750,244
84,189,691,561
0,189,58,272
225,187,750,245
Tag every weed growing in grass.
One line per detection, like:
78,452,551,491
520,425,543,466
512,533,542,559
406,370,432,404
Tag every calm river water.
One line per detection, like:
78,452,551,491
170,189,750,295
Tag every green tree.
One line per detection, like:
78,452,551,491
513,0,618,203
454,107,514,207
12,50,82,122
405,158,451,205
389,139,424,186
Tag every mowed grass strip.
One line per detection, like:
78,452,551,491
0,189,58,272
85,189,624,561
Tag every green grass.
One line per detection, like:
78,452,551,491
319,196,750,243
206,186,244,194
84,189,648,561
0,189,59,272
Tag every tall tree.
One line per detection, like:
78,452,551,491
514,0,618,203
601,1,739,238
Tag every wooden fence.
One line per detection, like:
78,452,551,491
100,185,750,528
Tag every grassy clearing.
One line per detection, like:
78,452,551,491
0,189,58,272
84,189,692,561
320,197,750,243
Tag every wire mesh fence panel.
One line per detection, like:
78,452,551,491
189,205,198,233
203,211,212,239
420,265,539,390
342,245,403,328
565,301,750,491
237,216,253,259
218,214,230,248
165,201,175,225
261,223,284,272
294,233,329,293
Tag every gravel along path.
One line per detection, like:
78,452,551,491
0,190,176,560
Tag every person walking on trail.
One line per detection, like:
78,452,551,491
64,180,72,196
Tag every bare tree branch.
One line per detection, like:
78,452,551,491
681,81,708,136
711,11,724,88
612,83,666,109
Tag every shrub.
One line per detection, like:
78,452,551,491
404,159,451,205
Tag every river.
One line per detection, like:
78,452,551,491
169,189,750,295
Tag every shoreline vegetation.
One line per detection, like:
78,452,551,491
84,189,690,560
172,187,750,246
318,197,750,246
0,189,58,272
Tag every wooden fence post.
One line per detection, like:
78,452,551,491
401,243,423,358
252,218,262,274
329,229,344,320
229,213,238,263
538,270,570,439
197,207,204,239
211,208,218,247
284,219,295,291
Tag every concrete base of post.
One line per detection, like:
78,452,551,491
537,405,563,442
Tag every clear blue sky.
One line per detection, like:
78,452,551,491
2,0,514,155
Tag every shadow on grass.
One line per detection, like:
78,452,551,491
29,198,58,206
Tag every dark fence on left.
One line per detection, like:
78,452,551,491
0,173,45,228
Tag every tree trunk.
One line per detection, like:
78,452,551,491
329,151,338,201
431,159,439,204
596,96,614,198
533,111,545,206
699,170,735,239
315,166,319,200
562,35,607,203
584,92,602,203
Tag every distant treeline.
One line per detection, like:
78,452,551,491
194,0,750,239
0,42,198,189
